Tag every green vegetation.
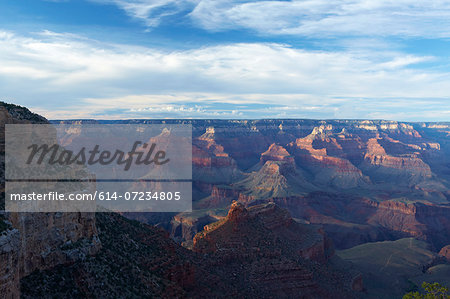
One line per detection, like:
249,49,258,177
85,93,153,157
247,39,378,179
403,282,450,299
0,101,47,123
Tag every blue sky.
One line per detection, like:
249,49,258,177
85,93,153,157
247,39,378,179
0,0,449,120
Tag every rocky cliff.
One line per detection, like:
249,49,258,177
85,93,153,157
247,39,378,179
19,208,361,298
0,220,20,299
194,201,334,262
269,194,450,250
0,102,100,298
16,112,446,297
193,201,361,298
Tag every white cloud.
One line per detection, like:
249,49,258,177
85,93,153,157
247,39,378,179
188,0,450,38
84,0,450,38
86,0,450,38
90,0,196,27
0,30,449,121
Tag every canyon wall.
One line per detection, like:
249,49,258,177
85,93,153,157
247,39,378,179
0,103,100,298
0,221,20,299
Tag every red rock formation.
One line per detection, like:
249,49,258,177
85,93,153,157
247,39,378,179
261,143,295,164
18,209,361,298
192,143,234,168
192,130,244,185
363,137,432,178
439,245,450,261
194,127,236,168
238,192,255,203
211,185,239,203
292,128,369,188
56,118,449,255
236,160,311,199
170,212,219,242
271,194,450,250
195,201,334,263
193,202,359,298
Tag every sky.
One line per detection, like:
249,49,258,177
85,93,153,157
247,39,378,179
0,0,449,121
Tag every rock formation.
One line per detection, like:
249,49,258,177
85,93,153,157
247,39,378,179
193,201,361,298
270,194,450,250
439,245,450,262
0,102,100,298
0,222,20,299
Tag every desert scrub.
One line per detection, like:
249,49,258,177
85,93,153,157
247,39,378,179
60,238,86,251
0,101,48,123
403,281,450,299
21,212,189,298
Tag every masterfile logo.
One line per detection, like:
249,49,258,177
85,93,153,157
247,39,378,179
6,124,191,180
5,124,192,213
26,141,170,171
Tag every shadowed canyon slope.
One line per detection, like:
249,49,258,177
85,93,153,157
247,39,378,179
21,206,361,298
0,103,100,298
337,238,450,298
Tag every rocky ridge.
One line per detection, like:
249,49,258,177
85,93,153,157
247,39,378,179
193,201,361,298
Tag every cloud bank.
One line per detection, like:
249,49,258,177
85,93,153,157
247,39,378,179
0,30,449,120
95,0,450,38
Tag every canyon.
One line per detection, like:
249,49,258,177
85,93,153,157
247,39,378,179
0,102,449,298
77,118,450,252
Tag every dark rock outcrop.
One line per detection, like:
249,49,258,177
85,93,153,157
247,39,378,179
193,202,360,298
0,102,101,298
0,224,20,299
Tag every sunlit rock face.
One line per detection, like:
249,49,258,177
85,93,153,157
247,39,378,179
439,245,450,261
